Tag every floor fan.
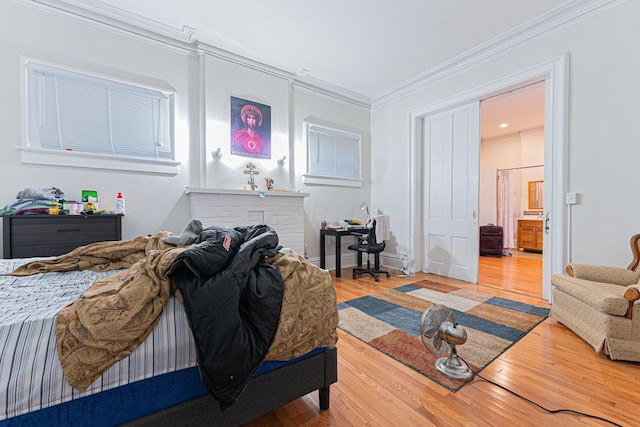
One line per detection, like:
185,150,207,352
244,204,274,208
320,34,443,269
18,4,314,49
420,304,473,381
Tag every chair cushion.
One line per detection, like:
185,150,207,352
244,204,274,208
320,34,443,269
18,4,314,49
551,274,629,316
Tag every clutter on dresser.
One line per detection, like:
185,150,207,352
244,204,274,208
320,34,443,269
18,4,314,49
83,201,97,214
0,187,113,216
81,189,99,209
47,202,60,215
0,186,67,216
115,192,125,215
67,201,80,215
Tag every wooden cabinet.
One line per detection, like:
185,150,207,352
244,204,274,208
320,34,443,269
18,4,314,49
517,219,543,252
3,214,122,258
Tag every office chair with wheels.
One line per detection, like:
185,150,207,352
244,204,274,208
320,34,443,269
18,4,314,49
348,219,390,281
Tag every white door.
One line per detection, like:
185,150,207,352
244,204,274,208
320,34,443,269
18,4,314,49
422,102,480,283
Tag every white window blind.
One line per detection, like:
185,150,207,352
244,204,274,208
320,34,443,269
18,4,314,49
306,125,361,185
24,60,177,173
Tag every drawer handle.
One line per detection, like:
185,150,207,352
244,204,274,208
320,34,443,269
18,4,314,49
57,228,82,233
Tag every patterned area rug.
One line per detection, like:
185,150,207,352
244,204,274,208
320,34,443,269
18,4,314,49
338,280,550,391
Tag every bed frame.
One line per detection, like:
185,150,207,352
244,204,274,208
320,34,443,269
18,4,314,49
123,346,338,426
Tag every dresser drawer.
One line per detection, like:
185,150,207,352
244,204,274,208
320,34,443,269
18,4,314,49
3,215,122,258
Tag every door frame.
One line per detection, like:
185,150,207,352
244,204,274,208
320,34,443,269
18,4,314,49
408,54,569,301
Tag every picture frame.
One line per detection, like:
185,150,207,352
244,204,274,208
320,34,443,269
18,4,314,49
230,96,271,159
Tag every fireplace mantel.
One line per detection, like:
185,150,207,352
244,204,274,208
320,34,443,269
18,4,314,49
185,187,308,255
185,187,309,198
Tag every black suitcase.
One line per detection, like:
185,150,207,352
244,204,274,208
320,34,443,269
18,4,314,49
479,225,503,257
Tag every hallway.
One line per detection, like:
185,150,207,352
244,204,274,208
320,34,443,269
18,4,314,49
478,250,542,297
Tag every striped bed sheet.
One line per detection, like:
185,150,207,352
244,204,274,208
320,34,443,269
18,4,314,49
0,258,198,421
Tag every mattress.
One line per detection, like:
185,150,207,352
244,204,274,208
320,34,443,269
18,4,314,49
0,258,199,423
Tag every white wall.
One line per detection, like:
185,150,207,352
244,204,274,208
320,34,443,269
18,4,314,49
6,1,637,271
0,1,197,253
519,130,545,213
479,135,522,226
372,1,640,270
291,89,371,263
0,1,371,262
201,54,372,262
479,130,544,246
204,54,291,191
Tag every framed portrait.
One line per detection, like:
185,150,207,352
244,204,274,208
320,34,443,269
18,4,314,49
230,96,271,159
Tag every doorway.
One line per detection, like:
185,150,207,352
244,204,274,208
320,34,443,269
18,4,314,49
478,81,545,297
408,54,569,302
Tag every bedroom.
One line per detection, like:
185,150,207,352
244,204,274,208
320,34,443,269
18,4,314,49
1,0,639,425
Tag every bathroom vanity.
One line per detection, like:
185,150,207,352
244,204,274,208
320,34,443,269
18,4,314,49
517,219,543,252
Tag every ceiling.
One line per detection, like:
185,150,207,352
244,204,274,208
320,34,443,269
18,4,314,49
60,0,559,137
66,0,573,99
480,81,545,141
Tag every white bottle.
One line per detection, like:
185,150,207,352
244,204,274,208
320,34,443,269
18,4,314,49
115,192,125,215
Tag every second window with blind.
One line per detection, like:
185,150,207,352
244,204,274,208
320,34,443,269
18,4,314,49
304,123,362,187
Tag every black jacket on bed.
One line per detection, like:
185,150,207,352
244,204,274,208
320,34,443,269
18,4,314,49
165,224,283,409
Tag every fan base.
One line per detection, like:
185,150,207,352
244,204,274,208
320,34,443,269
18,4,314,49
435,356,473,381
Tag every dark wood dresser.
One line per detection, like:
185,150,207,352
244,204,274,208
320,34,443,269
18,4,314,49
2,214,122,258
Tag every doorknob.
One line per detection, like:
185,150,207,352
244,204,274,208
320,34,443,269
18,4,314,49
544,212,550,234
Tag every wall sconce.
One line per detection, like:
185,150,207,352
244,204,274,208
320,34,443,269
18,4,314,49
277,156,286,167
211,147,222,160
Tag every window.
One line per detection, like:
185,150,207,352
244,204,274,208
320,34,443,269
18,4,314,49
304,123,362,187
23,59,179,174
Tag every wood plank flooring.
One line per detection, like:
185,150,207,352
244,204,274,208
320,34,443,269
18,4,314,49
478,250,543,297
245,258,639,427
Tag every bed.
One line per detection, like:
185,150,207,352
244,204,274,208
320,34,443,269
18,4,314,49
0,224,338,426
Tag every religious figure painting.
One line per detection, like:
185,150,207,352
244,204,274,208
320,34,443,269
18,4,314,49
230,96,271,159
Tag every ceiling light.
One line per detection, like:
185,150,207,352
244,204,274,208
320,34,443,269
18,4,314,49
499,123,509,128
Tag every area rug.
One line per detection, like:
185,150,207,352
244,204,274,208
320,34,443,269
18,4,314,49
337,280,550,391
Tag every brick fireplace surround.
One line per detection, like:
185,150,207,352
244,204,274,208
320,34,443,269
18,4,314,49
185,188,308,255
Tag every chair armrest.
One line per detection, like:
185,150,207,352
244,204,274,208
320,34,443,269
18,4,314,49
566,263,640,286
624,285,640,319
628,234,640,271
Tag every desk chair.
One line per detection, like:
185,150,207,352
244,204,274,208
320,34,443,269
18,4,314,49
348,219,390,281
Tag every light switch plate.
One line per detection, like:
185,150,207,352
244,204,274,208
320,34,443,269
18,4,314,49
565,192,577,205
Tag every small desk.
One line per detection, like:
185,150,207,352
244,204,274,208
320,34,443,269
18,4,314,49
320,228,367,277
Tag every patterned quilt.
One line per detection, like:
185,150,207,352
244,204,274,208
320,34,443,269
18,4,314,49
7,233,338,392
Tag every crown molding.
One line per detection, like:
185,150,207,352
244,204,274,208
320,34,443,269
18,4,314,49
29,0,195,42
21,0,196,54
65,0,196,42
371,0,627,108
18,0,368,107
197,42,294,82
19,0,623,111
292,75,371,109
197,42,370,109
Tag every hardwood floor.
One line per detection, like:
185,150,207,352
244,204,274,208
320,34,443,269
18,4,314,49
245,261,639,427
478,250,543,297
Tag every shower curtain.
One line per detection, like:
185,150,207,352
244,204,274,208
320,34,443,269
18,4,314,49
497,170,515,249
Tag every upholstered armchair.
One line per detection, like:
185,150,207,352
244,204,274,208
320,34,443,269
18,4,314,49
550,234,640,361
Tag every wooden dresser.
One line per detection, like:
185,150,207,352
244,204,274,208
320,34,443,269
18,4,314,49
517,219,543,252
3,214,122,258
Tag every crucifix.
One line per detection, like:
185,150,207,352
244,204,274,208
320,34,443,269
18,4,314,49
244,162,260,190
